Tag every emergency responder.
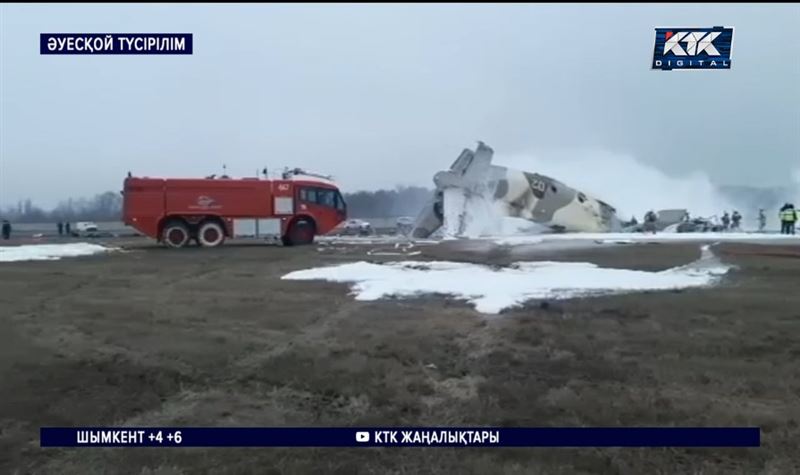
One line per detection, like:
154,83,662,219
64,222,71,236
758,209,767,232
1,220,11,240
780,203,797,235
57,221,64,236
721,212,731,231
731,211,742,231
643,210,657,234
779,204,788,234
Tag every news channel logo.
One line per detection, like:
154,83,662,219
652,27,733,71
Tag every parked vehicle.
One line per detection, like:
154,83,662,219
342,219,373,236
71,221,100,237
122,169,346,248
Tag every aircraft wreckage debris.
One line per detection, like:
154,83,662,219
410,141,621,239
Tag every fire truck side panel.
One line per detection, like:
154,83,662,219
164,179,274,218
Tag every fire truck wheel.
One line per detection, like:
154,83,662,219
198,221,226,248
163,221,190,248
285,218,315,246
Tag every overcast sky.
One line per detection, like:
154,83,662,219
1,3,798,208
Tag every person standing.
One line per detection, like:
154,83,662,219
64,222,71,237
643,210,658,234
779,204,788,234
779,204,796,235
1,220,11,240
57,221,64,236
731,211,742,231
721,212,731,231
758,209,767,232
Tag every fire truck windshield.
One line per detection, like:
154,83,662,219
318,189,335,207
300,186,346,212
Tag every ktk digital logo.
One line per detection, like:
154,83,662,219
652,26,733,71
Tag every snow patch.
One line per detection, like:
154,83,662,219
491,232,799,246
282,246,731,314
0,243,112,262
316,235,441,246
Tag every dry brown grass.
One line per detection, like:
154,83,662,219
0,240,798,474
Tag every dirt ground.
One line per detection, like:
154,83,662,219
1,238,799,474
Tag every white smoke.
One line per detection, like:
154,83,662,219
495,149,738,222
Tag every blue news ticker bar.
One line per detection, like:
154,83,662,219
40,427,761,448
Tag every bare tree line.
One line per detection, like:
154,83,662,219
1,186,433,223
1,192,124,223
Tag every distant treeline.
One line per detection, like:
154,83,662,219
1,192,123,223
1,186,433,223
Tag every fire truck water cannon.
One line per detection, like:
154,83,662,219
122,170,347,249
281,167,335,182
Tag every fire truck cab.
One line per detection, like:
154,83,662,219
122,171,346,248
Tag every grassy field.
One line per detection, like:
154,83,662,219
1,239,799,474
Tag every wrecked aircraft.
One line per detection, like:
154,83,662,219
411,142,622,238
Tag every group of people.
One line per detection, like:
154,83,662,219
637,205,796,234
57,221,72,236
711,207,797,233
719,210,743,231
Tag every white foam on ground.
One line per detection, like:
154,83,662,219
491,232,799,246
316,235,441,246
282,245,731,314
0,243,112,262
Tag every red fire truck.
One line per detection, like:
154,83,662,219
122,169,347,248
